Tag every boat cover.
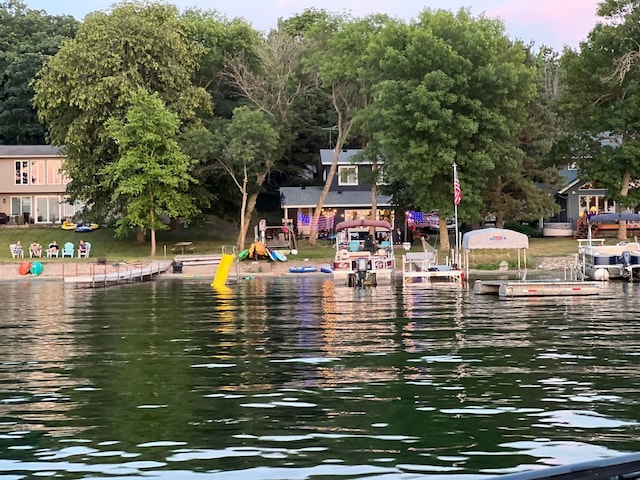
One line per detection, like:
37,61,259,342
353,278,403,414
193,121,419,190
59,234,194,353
462,228,529,250
334,219,392,233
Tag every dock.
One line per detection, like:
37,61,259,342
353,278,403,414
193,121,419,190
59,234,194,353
402,251,464,284
64,261,173,288
474,279,602,299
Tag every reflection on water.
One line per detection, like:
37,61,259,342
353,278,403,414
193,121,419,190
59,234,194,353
0,277,638,478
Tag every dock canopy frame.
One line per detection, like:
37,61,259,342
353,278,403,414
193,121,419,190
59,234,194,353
462,228,529,280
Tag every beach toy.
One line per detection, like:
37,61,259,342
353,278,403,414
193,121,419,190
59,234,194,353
30,261,44,276
18,261,31,275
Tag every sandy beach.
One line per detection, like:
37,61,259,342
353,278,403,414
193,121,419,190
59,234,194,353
0,256,328,282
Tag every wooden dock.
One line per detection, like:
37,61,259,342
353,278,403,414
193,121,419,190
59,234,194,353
474,279,602,299
64,261,172,288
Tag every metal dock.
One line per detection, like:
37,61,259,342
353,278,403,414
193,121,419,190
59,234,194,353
64,261,172,288
402,251,464,284
474,279,602,299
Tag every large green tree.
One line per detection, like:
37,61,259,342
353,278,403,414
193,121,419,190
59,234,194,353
103,88,198,256
0,0,77,144
33,1,209,222
303,13,394,244
561,0,640,239
368,9,536,251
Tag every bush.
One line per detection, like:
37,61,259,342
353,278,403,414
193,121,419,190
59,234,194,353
504,221,537,237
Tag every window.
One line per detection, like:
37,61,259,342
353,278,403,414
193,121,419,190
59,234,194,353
11,196,31,216
338,166,358,186
15,161,29,185
14,159,63,185
47,159,63,185
36,197,61,223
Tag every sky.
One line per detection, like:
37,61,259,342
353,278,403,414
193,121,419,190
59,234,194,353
23,0,601,52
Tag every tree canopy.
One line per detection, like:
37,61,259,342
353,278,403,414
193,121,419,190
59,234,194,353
0,0,78,144
33,1,210,218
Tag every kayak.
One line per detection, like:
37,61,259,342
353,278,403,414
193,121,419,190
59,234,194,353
289,266,317,273
272,250,287,262
238,249,250,260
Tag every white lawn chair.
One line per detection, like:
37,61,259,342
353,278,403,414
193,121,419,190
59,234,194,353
9,243,24,259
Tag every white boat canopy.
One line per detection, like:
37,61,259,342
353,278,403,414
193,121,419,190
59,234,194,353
462,228,529,250
462,228,529,280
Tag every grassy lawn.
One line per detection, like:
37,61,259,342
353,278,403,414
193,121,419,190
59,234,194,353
0,224,593,269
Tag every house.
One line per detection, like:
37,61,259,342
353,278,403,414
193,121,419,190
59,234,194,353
280,149,395,237
0,145,82,225
546,162,640,237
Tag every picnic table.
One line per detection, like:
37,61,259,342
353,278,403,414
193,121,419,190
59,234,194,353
173,241,195,254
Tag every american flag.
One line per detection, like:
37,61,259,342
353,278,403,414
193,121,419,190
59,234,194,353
454,169,462,206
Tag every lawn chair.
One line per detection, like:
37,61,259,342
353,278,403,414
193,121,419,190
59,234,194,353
29,243,42,258
47,244,59,258
9,243,24,259
61,242,74,258
78,241,91,258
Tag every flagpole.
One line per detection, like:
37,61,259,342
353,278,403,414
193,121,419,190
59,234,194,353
453,162,460,267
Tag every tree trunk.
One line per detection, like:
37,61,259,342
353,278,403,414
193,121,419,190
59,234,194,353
136,226,145,244
439,217,451,256
236,167,268,250
309,87,354,245
309,143,342,245
150,208,156,256
237,166,250,250
618,172,631,240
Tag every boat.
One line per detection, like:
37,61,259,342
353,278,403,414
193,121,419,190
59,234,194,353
332,219,395,287
238,249,249,260
577,212,640,281
61,220,77,230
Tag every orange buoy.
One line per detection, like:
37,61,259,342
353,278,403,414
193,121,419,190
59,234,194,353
18,261,31,275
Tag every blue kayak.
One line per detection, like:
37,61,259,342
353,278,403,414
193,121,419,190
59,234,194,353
289,266,317,273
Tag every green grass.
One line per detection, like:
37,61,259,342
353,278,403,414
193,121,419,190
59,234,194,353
0,224,604,268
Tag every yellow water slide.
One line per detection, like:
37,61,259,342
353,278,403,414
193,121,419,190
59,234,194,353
211,251,236,288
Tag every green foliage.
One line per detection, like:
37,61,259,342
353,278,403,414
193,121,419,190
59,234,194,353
367,8,537,232
103,87,198,242
560,0,640,208
0,0,78,144
33,0,210,216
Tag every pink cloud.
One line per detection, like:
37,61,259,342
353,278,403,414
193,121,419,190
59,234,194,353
485,0,600,48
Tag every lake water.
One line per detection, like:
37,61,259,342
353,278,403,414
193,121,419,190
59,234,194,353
0,276,639,479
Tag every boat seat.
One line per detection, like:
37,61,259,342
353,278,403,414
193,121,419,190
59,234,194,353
349,240,360,252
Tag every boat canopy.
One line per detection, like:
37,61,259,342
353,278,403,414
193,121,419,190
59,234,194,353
462,228,529,280
588,212,640,224
335,219,392,233
462,228,529,250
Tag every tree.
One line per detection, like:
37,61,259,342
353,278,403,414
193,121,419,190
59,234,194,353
33,1,209,222
561,0,640,239
368,9,536,251
223,27,312,243
303,13,393,244
217,107,280,248
103,87,198,256
0,0,78,144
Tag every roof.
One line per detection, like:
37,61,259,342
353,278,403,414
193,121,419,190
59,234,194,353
280,186,392,208
320,149,378,166
462,228,529,250
0,145,65,157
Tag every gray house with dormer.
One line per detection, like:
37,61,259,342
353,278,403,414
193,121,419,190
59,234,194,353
279,149,395,237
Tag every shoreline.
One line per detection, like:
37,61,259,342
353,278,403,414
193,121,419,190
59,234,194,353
0,255,575,283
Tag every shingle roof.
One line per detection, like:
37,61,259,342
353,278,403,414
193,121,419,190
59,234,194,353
0,145,65,156
280,186,392,208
